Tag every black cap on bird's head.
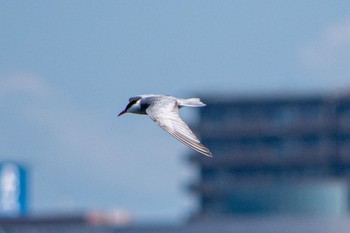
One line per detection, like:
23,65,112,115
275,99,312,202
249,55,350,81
117,97,141,117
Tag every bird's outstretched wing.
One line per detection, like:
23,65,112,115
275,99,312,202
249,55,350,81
146,98,212,157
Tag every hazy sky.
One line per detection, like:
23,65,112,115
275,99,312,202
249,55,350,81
1,0,350,223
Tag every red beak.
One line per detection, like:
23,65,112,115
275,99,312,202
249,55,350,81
118,109,127,117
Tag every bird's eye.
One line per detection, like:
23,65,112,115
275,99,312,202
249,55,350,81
126,100,138,109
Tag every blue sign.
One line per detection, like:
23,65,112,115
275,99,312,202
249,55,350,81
0,163,27,216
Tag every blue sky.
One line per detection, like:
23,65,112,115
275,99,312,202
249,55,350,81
1,0,350,223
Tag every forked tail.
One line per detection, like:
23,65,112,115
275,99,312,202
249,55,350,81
177,98,206,107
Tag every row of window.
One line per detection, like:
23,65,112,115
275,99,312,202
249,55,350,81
201,103,350,127
202,135,350,157
200,166,346,184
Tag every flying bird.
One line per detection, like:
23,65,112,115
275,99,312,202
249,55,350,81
118,94,212,157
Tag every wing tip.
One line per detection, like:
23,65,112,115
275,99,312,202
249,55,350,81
201,150,213,157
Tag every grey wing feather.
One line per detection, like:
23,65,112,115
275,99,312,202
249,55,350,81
146,98,212,157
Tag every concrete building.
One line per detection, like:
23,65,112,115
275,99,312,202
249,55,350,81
190,93,350,218
0,162,27,216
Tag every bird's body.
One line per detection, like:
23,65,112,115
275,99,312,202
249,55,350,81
118,94,212,157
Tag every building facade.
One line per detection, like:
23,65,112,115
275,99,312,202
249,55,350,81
190,94,350,217
0,162,27,216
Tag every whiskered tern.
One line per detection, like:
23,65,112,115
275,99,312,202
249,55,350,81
118,94,212,157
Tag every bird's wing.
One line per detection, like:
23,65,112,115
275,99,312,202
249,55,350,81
146,98,212,157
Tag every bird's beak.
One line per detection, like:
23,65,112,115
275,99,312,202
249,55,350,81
118,109,127,117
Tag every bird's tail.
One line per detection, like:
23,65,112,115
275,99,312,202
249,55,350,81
177,98,206,107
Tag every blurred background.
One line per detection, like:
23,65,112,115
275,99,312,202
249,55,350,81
1,0,350,232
